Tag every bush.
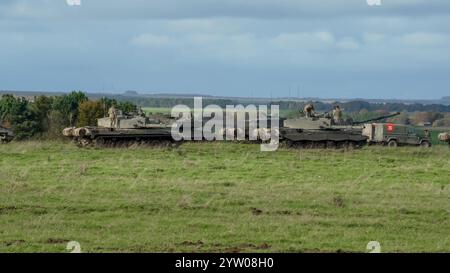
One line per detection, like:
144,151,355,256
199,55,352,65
0,95,40,140
433,117,450,127
78,101,104,127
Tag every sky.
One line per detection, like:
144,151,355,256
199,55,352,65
1,0,450,99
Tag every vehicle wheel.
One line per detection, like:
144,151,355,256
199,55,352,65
420,141,431,148
387,140,398,147
347,141,357,150
94,137,105,147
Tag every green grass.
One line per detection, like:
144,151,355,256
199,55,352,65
0,141,449,253
142,107,171,115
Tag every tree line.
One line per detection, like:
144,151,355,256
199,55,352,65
0,91,137,140
102,95,450,113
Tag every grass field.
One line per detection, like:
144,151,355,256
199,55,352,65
143,107,171,115
0,141,449,253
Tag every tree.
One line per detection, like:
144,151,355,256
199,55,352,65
78,101,104,126
52,91,88,126
46,110,66,139
117,101,137,113
98,98,137,114
410,112,444,125
347,109,387,123
433,114,450,127
0,94,28,124
30,95,54,133
388,112,410,125
0,94,39,139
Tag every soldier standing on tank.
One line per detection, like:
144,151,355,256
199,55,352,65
304,103,315,118
108,105,117,128
332,105,343,124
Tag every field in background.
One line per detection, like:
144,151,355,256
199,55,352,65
0,141,449,252
143,107,171,115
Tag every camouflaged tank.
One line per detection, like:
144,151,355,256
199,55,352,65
279,112,400,149
63,110,177,147
0,125,14,143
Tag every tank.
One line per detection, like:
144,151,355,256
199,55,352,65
63,111,177,147
0,125,14,143
279,112,400,149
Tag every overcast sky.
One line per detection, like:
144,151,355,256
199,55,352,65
1,0,450,99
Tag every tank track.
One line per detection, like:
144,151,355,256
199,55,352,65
73,137,180,149
0,135,13,144
281,139,367,149
72,136,367,150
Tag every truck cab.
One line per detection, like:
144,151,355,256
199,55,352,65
362,123,431,147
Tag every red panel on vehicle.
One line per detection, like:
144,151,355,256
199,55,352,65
386,123,394,132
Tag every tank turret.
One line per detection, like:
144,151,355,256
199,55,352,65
97,110,166,129
283,111,400,129
283,116,333,130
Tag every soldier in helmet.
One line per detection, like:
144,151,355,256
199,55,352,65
304,103,315,118
108,105,117,128
332,105,343,124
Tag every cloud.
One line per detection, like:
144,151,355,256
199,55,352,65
1,0,450,20
337,37,360,50
128,28,450,68
131,33,171,47
1,1,450,99
362,32,386,43
399,32,450,47
167,19,221,32
271,32,335,50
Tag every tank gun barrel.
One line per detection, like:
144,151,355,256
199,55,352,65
352,112,400,125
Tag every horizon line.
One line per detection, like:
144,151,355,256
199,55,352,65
0,89,448,102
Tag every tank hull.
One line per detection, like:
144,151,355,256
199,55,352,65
63,124,369,149
280,128,368,149
63,126,178,147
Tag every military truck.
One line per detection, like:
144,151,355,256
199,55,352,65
362,123,431,147
0,125,14,143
